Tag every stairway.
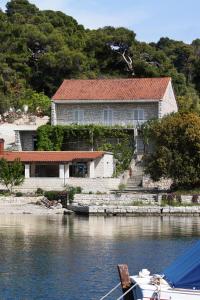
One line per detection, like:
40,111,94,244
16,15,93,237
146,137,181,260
124,160,144,192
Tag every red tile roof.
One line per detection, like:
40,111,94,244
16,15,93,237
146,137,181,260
52,77,171,101
0,151,104,162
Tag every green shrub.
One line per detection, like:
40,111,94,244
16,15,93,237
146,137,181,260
192,194,199,204
65,186,82,203
15,192,23,197
35,188,44,195
44,190,61,201
161,193,183,206
37,124,134,176
118,183,126,191
0,189,10,196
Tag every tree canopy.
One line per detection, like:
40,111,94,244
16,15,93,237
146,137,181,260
0,158,24,192
143,113,200,188
0,0,200,113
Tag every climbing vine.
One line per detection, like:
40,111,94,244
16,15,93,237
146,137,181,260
37,124,135,176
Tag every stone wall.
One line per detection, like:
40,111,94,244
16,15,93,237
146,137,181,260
0,196,42,205
73,193,200,206
73,193,159,205
159,81,178,117
70,205,200,215
55,102,159,126
142,175,172,190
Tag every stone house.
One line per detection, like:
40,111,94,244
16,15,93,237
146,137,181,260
16,77,177,154
6,77,178,192
51,77,177,154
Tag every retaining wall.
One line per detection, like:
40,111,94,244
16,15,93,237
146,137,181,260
0,178,120,193
69,205,200,215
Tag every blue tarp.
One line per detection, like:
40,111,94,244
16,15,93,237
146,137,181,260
163,241,200,290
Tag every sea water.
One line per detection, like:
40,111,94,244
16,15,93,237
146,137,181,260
0,215,198,300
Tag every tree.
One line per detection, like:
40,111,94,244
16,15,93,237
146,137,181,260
143,113,200,189
177,86,200,113
19,89,51,115
0,158,24,192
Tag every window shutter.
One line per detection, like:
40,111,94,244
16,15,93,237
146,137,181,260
133,109,144,120
73,110,79,123
79,110,84,123
138,109,144,120
133,110,138,120
104,109,113,125
108,109,113,125
103,110,108,124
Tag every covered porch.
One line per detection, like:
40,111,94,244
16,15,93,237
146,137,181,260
25,160,96,179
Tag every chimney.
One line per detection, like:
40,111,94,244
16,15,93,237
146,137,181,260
0,139,5,153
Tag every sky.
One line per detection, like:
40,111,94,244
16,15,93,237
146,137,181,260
0,0,199,43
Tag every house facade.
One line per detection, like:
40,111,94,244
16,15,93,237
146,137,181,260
51,78,178,154
0,139,115,192
6,77,178,192
52,78,177,125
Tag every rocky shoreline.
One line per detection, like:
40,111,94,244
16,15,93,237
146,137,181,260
1,194,200,216
69,193,200,216
0,196,70,215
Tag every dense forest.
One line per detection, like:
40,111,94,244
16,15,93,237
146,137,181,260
0,0,200,114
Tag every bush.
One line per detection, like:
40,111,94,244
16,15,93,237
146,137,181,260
35,188,44,195
118,183,126,191
192,194,199,204
0,189,10,196
143,113,200,188
66,186,82,203
44,190,61,201
15,192,23,197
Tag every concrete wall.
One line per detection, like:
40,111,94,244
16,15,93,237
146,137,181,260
54,102,159,126
94,153,114,178
103,153,114,177
0,177,120,193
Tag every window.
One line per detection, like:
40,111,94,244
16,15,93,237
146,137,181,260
133,109,144,120
103,109,113,125
73,109,84,124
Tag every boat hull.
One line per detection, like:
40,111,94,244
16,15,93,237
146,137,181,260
131,275,200,300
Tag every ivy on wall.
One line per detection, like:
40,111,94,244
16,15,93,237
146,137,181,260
37,124,135,176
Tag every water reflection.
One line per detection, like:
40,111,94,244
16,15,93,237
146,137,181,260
0,215,199,299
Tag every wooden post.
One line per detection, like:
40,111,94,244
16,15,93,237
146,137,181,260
117,264,134,300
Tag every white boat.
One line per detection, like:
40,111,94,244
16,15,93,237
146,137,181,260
131,271,200,300
100,241,200,300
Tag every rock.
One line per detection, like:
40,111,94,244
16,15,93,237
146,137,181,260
55,203,62,209
63,209,74,215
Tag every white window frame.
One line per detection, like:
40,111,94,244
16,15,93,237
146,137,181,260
73,109,84,124
103,109,113,126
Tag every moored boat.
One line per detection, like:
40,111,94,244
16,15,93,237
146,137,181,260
100,241,200,300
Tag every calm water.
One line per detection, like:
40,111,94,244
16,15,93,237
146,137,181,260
0,215,199,300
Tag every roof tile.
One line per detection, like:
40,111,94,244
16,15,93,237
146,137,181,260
0,151,104,162
52,77,171,101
